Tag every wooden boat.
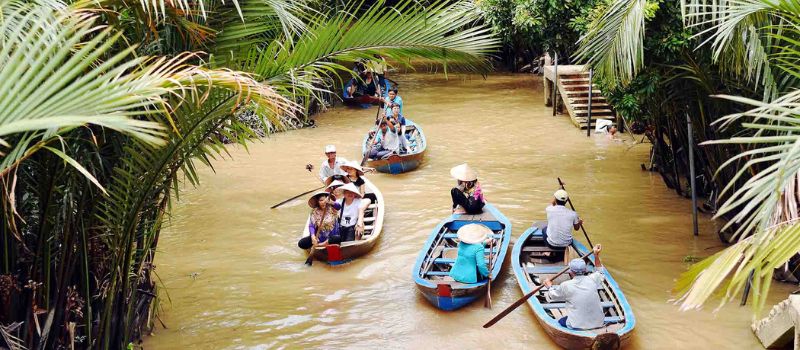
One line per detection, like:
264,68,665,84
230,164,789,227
512,227,635,349
301,177,385,265
342,79,391,108
412,204,512,311
361,119,427,174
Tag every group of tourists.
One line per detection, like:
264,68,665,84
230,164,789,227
445,163,609,331
367,88,412,160
298,145,372,254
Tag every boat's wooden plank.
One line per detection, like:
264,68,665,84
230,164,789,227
542,301,615,310
526,266,595,274
442,233,502,239
426,271,450,276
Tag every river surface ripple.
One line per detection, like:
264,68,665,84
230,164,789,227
143,73,792,349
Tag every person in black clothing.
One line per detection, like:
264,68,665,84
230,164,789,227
449,163,485,214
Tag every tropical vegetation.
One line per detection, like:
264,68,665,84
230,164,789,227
0,0,497,348
574,0,800,313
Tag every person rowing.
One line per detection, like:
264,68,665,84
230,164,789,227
297,191,342,260
318,145,348,181
543,244,607,331
449,163,485,215
535,189,583,263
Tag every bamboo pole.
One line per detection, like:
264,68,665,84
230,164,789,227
687,113,698,236
552,53,558,116
587,68,593,137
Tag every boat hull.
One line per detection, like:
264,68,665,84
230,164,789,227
362,120,427,174
412,204,512,311
512,227,635,349
301,177,385,265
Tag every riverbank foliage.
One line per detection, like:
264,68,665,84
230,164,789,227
0,0,497,348
574,0,800,313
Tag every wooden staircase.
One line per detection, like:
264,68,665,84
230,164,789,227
543,66,616,130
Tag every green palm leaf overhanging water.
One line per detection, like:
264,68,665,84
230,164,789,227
574,0,800,312
0,0,498,348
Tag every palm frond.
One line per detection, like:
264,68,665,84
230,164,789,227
573,0,647,87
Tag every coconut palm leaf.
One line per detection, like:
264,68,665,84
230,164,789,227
573,0,648,86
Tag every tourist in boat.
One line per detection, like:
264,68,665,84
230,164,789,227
318,145,347,181
543,244,606,330
324,178,348,199
341,161,366,196
368,118,400,159
386,103,406,126
336,183,371,242
541,189,583,249
385,103,410,153
382,88,403,115
449,223,492,283
449,163,485,214
367,54,388,87
297,191,342,252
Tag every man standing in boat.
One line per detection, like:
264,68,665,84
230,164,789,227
544,244,606,330
318,145,348,181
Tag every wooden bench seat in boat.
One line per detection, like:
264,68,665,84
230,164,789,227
542,301,615,310
442,233,502,240
526,266,596,274
425,271,450,276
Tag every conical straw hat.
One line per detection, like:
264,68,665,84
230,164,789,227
308,191,334,208
339,183,362,198
450,163,477,182
456,223,491,244
340,160,365,176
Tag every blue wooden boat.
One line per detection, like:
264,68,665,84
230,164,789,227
512,227,635,349
412,204,512,311
361,119,427,174
342,79,391,108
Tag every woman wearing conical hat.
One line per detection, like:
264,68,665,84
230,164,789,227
449,163,485,215
449,223,492,283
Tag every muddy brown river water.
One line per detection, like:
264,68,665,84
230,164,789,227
143,73,793,349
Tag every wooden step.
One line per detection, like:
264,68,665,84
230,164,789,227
563,84,598,91
565,90,602,96
560,78,591,84
575,109,614,116
573,103,610,109
570,96,606,102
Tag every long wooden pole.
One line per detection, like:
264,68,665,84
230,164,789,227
557,177,594,248
360,79,385,166
552,53,559,117
483,250,594,328
271,167,325,209
587,68,593,137
485,237,494,309
687,113,698,236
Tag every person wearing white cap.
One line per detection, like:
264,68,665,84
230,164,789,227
449,224,493,283
335,183,372,242
544,244,606,330
541,189,583,249
449,163,485,215
318,145,348,181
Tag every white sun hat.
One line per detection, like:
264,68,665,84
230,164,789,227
339,183,362,198
340,160,365,176
456,223,492,244
450,163,478,182
325,145,337,153
554,189,569,201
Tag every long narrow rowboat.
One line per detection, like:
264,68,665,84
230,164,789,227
361,119,427,174
342,79,391,108
512,227,635,349
412,204,512,311
301,177,385,265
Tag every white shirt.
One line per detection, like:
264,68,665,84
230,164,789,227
545,205,579,247
319,157,348,181
337,198,362,228
546,268,607,329
376,128,400,152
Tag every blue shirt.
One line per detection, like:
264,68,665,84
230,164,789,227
384,95,403,114
449,242,489,283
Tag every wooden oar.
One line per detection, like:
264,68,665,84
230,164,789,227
483,250,595,328
360,84,385,166
484,237,494,309
557,177,594,248
270,166,324,209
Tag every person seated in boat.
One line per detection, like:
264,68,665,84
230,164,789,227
324,177,349,199
318,145,348,181
368,117,400,160
449,224,493,283
385,103,410,153
449,163,485,215
336,183,372,242
340,161,366,195
543,244,606,330
367,54,387,87
382,88,402,115
541,189,583,250
297,191,342,254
